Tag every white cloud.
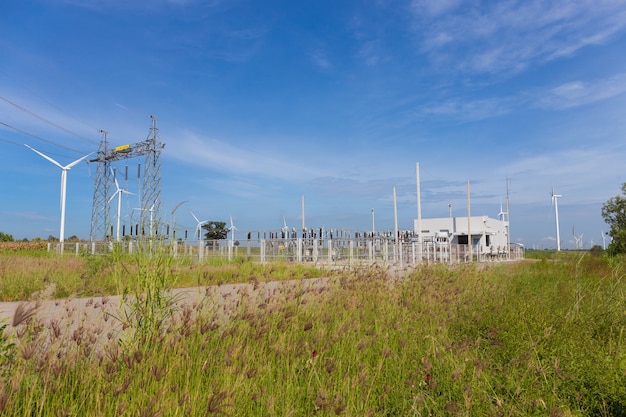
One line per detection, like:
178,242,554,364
410,0,461,17
166,131,325,181
497,144,626,204
410,0,626,75
536,73,626,110
417,96,516,121
310,47,333,69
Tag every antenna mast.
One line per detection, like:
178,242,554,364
551,189,562,251
506,177,510,259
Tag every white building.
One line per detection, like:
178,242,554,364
414,215,510,259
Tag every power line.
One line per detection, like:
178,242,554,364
0,120,86,154
0,135,22,147
0,94,99,145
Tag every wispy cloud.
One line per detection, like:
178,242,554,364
310,47,333,69
414,72,626,121
61,0,221,12
497,144,626,204
418,96,516,121
167,131,325,181
536,73,626,109
357,40,385,67
409,0,626,75
410,0,461,17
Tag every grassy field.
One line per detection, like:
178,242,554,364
1,246,626,416
0,243,329,302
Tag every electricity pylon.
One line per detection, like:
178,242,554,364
89,116,164,241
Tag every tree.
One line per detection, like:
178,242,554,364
0,232,14,242
202,221,229,241
601,183,626,255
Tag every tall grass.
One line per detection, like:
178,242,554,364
2,252,626,415
0,250,328,302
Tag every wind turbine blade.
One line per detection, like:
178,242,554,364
110,167,120,190
190,211,200,224
108,190,121,203
65,152,94,169
25,144,64,169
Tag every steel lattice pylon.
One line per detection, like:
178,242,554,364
89,116,164,241
89,130,111,242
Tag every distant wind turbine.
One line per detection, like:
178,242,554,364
229,215,238,244
282,216,289,237
109,168,134,242
498,200,506,222
575,233,584,250
25,144,93,245
190,211,208,240
551,188,562,251
133,204,155,236
602,230,607,250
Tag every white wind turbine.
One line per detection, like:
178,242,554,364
109,168,134,242
575,233,584,250
602,230,612,250
498,200,506,222
25,145,93,246
282,216,289,237
190,211,208,240
551,188,562,251
132,204,155,236
229,215,238,244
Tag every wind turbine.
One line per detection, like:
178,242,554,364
25,144,93,245
133,204,155,236
190,211,208,240
282,216,289,237
498,200,506,222
574,232,584,250
109,168,134,242
601,230,607,250
229,215,238,244
551,188,562,251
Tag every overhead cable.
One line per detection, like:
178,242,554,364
0,120,85,153
0,94,99,145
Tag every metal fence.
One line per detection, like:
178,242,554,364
50,237,524,266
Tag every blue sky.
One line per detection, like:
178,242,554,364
1,0,626,249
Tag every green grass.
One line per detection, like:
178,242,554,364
2,250,626,415
0,249,330,302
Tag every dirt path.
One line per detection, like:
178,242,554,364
0,278,333,349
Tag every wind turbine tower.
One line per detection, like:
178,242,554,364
551,189,562,251
109,168,134,242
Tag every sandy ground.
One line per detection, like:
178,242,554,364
0,278,333,348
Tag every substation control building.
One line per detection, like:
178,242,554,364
414,216,510,256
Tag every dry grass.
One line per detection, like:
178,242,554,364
0,250,625,416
